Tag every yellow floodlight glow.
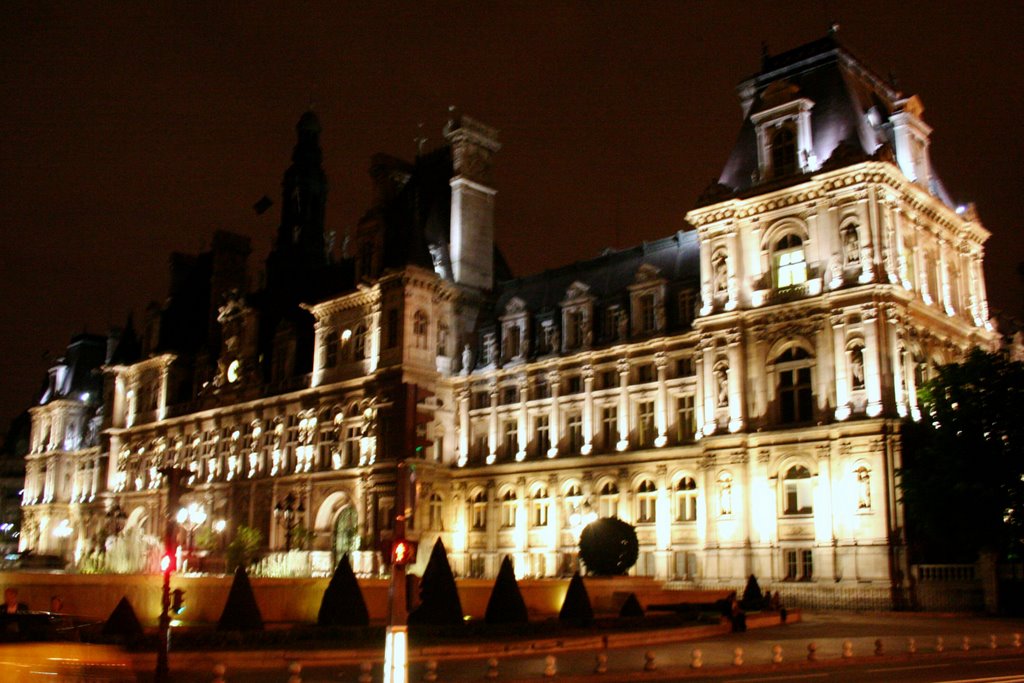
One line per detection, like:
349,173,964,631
383,625,408,683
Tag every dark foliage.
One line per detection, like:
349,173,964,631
317,553,369,627
618,592,645,618
558,571,594,625
408,538,464,626
217,565,265,631
899,349,1024,562
102,596,143,638
741,574,763,610
578,517,639,575
484,555,528,624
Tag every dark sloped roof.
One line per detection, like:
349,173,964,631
492,230,700,319
39,333,106,404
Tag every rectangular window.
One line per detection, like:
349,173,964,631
678,289,697,327
601,406,618,450
502,419,518,457
474,432,489,461
676,395,696,442
505,324,521,359
535,415,550,456
636,364,654,384
501,386,519,405
603,306,621,341
345,425,361,466
801,549,814,580
776,249,807,288
565,310,583,349
677,356,694,376
387,309,399,348
533,376,550,400
785,550,798,580
638,293,656,333
566,375,582,394
637,400,655,447
566,412,583,453
601,369,618,389
469,555,486,578
472,391,490,410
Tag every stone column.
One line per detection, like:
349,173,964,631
831,312,850,420
581,364,594,455
457,388,469,466
858,197,874,283
487,382,498,464
701,339,717,436
616,359,630,451
547,370,560,458
654,352,669,447
726,330,744,433
886,307,908,417
861,305,883,417
516,375,528,461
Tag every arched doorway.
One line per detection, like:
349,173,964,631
332,506,359,566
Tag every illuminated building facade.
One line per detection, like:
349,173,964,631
20,35,996,605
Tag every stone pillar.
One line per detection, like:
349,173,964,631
581,364,594,455
516,375,528,461
487,382,498,463
861,305,883,417
701,340,717,436
726,330,744,433
886,308,908,417
547,370,560,458
654,352,669,447
616,359,630,451
832,312,850,420
457,388,470,465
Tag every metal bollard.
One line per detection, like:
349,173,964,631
772,644,783,664
486,657,499,679
908,637,916,654
212,663,226,683
643,651,656,671
874,639,884,656
690,648,703,669
842,640,853,658
423,659,438,682
594,652,608,674
990,634,998,650
935,636,944,653
544,655,556,678
962,636,970,651
733,647,743,666
358,661,372,683
287,661,301,683
1015,633,1022,648
806,643,817,661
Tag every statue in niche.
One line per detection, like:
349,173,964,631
582,318,592,348
842,226,861,265
850,347,865,389
715,366,729,407
857,468,871,510
828,254,843,285
461,344,473,374
712,255,728,294
719,477,733,516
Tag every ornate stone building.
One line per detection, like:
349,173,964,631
20,34,996,605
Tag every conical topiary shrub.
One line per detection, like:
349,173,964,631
484,555,528,624
102,596,143,638
741,574,763,610
318,553,369,627
618,592,645,618
217,565,264,631
558,571,593,625
408,538,463,626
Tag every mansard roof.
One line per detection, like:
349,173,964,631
712,32,954,206
38,333,106,405
492,229,700,318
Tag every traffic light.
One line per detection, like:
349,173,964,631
160,552,175,573
171,588,185,615
412,385,434,456
390,538,417,566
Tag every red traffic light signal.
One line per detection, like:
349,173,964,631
391,538,417,566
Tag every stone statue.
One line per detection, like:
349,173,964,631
715,367,729,407
461,344,473,375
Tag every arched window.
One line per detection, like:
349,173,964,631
774,234,807,289
598,481,619,518
500,489,518,528
413,310,429,350
783,465,814,515
353,323,367,361
774,347,814,424
471,490,488,530
636,479,657,524
717,471,733,516
531,486,549,527
841,224,861,266
771,126,797,176
675,477,698,522
855,465,872,510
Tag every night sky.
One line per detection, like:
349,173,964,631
1,2,1021,433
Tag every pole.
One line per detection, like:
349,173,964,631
155,467,185,683
384,460,410,683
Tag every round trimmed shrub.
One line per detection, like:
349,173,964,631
578,517,639,576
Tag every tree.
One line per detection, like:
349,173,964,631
226,525,262,572
408,538,464,626
578,517,639,575
899,348,1024,562
102,596,143,639
318,553,370,627
558,571,594,625
484,555,528,624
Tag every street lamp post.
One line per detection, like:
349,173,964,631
175,502,207,572
274,492,305,552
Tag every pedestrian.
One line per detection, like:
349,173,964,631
4,588,28,614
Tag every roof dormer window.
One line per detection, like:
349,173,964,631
751,89,815,180
771,126,798,176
